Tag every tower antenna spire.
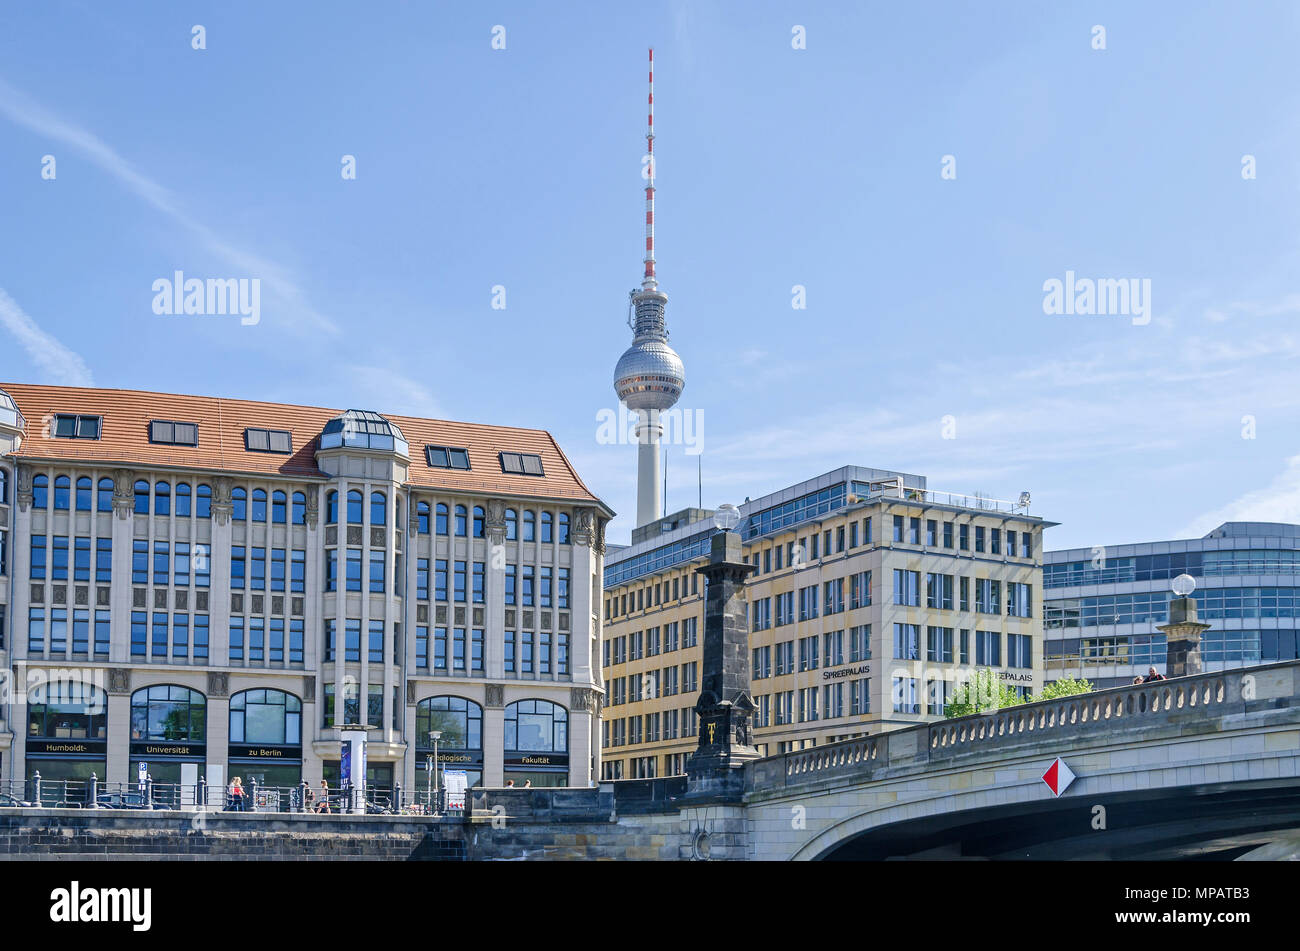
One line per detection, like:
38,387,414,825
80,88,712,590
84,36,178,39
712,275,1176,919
643,47,657,290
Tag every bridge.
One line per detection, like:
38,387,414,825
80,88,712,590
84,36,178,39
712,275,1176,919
1,662,1297,861
741,660,1300,860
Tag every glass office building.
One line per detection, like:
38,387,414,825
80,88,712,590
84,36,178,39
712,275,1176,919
1044,522,1300,688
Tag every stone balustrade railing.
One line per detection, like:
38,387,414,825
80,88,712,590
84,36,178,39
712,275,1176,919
748,659,1300,795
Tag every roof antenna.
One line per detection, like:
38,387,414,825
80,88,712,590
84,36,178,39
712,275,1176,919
643,47,657,291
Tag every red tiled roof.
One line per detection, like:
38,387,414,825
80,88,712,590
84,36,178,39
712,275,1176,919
2,383,610,511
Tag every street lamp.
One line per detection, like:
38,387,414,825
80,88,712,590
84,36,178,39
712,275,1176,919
428,730,442,815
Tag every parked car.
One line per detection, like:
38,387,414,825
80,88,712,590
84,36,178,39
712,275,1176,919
95,791,158,810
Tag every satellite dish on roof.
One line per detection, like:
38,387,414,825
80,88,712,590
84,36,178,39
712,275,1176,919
1171,574,1196,597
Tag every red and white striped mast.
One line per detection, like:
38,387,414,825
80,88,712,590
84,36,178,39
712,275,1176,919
643,47,657,291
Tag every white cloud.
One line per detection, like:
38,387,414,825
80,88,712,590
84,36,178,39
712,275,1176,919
0,76,338,336
0,286,94,386
1178,454,1300,539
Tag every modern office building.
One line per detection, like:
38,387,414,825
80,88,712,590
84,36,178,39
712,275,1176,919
0,383,612,798
599,466,1051,779
1044,521,1300,688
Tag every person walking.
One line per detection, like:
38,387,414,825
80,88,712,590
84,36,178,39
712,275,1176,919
227,776,246,812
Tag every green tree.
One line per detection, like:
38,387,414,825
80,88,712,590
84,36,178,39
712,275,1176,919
1033,677,1093,702
944,669,1026,718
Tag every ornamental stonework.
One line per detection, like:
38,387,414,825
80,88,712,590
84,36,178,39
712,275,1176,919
107,669,131,694
15,464,32,512
112,468,134,520
571,508,595,546
484,684,505,708
207,672,230,698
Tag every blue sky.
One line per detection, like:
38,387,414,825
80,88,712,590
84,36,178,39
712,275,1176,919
3,1,1300,549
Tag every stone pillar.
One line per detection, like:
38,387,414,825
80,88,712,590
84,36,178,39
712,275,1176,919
1157,597,1209,678
106,669,131,785
685,529,759,801
206,672,230,782
483,685,505,787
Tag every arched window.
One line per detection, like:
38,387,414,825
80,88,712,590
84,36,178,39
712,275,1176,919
0,468,6,505
229,689,301,745
292,492,307,525
251,489,267,522
133,480,150,515
97,477,114,512
196,484,212,519
175,482,191,517
272,490,287,524
347,490,363,524
416,696,483,752
231,487,247,521
505,509,517,541
417,501,430,534
32,474,48,509
558,512,570,545
75,476,92,511
371,491,387,526
395,496,402,528
541,511,553,544
154,481,170,516
327,490,339,524
129,685,206,742
504,699,568,753
522,510,536,542
27,681,107,740
54,475,71,510
473,505,485,538
436,503,449,535
454,505,467,536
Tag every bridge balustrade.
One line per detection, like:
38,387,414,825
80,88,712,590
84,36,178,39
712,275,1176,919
750,661,1300,795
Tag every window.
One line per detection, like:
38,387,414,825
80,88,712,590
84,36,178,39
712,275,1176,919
1007,582,1033,618
196,484,212,519
558,513,570,544
522,510,535,542
473,505,485,538
499,452,545,476
231,487,247,521
425,445,471,469
347,490,363,524
130,685,206,741
51,414,100,439
369,491,386,526
133,480,149,514
175,482,191,516
455,505,467,536
1007,633,1033,669
74,476,92,511
892,676,919,714
32,474,48,509
149,420,198,445
975,526,986,553
504,700,568,753
926,572,954,610
251,488,267,522
292,491,306,524
926,626,954,663
849,624,871,661
230,689,301,744
245,428,292,453
893,569,920,606
541,511,553,543
97,477,113,512
435,503,449,535
850,571,872,609
976,630,1002,666
893,623,920,660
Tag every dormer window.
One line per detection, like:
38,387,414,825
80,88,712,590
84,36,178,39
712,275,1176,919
500,452,544,476
245,427,292,453
426,445,471,470
149,420,199,446
51,414,101,439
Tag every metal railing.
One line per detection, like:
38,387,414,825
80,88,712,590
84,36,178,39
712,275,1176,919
0,776,469,817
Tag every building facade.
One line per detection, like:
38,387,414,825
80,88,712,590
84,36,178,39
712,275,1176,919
1044,521,1300,688
599,466,1050,779
0,383,612,798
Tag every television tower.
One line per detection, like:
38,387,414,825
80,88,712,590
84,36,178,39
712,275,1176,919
614,48,686,528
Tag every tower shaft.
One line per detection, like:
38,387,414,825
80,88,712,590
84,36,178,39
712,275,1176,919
636,410,662,527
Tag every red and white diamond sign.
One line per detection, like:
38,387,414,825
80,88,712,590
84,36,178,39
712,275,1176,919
1041,757,1076,797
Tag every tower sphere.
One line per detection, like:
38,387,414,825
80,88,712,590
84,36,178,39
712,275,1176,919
614,339,685,412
